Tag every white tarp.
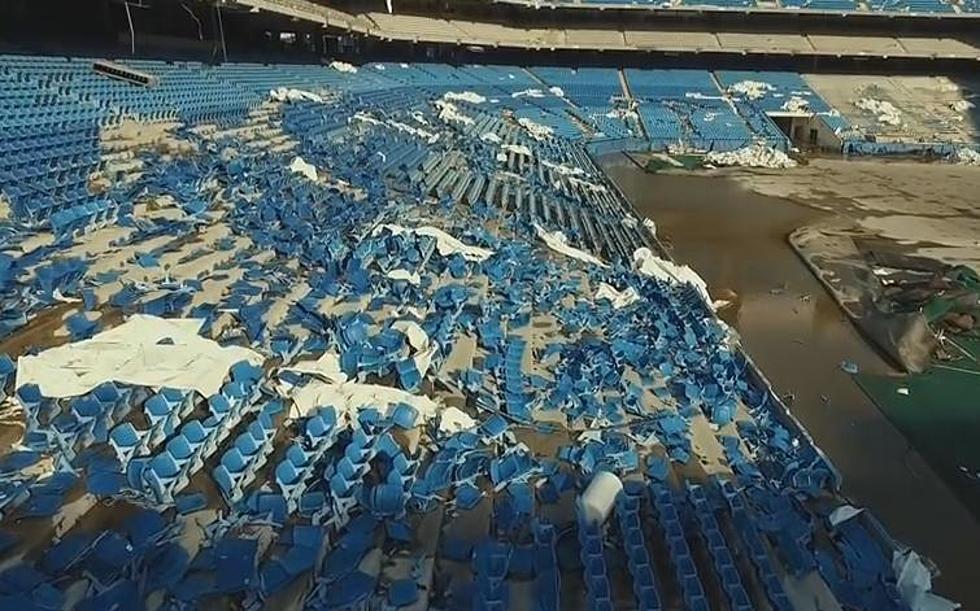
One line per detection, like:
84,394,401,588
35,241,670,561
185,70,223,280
329,61,358,74
594,283,640,309
704,144,797,169
286,377,441,422
893,550,961,611
269,87,324,104
535,224,606,267
855,98,902,126
633,247,711,304
375,224,494,261
288,156,318,181
442,91,486,105
16,315,264,399
391,319,436,378
728,80,775,100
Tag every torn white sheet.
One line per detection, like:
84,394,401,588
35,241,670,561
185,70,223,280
855,97,902,126
704,144,797,169
439,406,478,434
329,60,358,74
375,224,494,261
16,315,264,399
269,87,324,104
392,320,436,378
633,247,711,304
535,224,606,267
548,86,565,98
511,88,545,98
517,117,553,141
728,80,775,100
386,269,422,285
288,156,318,181
480,132,502,144
434,100,475,126
828,504,864,526
442,91,486,105
893,549,962,611
281,352,348,384
594,283,640,309
501,143,533,157
604,107,639,121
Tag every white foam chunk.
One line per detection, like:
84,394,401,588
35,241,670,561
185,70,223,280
329,60,358,74
704,144,797,169
442,91,487,105
728,80,775,100
580,471,623,524
269,87,324,104
16,315,264,398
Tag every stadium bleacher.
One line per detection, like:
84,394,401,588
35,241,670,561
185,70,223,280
0,53,970,610
499,0,971,13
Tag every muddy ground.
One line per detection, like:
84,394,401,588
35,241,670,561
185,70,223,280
602,154,980,610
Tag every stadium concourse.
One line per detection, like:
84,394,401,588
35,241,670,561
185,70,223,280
0,53,972,611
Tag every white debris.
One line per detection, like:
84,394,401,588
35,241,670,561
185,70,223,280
535,223,606,267
893,549,962,611
633,247,711,304
329,60,358,74
567,176,608,194
704,143,797,169
269,87,324,104
374,64,386,70
604,107,639,121
375,224,494,262
434,100,474,126
288,156,318,181
392,320,436,377
649,153,684,168
281,352,348,384
541,159,585,176
955,147,980,166
728,80,775,100
480,132,502,144
501,143,533,157
353,111,438,143
781,96,811,113
594,283,640,309
828,504,864,526
386,269,422,285
897,387,910,396
16,315,264,399
496,152,508,163
548,86,565,98
622,216,638,229
439,406,478,434
512,88,545,98
441,91,487,105
517,117,554,141
855,98,903,126
950,99,975,114
643,218,657,239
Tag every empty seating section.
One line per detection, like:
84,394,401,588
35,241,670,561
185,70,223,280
626,69,785,151
716,70,851,136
